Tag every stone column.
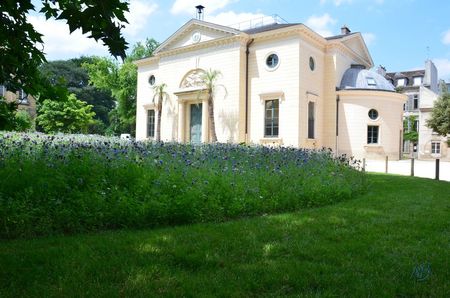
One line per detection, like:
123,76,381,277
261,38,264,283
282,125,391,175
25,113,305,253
202,99,209,143
178,102,185,143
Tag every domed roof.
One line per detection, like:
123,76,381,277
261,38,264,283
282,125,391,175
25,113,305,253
340,65,395,91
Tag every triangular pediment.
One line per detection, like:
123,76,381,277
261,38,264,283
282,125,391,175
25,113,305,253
154,19,240,54
341,33,373,67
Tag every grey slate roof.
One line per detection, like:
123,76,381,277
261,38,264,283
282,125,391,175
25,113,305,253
340,65,395,91
242,23,300,35
385,70,425,87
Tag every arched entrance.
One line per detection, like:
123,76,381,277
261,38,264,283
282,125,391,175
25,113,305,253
175,69,209,144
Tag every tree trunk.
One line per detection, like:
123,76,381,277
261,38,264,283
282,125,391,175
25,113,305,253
208,93,217,142
156,96,162,142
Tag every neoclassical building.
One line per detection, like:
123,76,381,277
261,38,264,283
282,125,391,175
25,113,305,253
135,18,406,160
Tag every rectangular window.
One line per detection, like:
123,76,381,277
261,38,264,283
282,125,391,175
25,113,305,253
403,140,410,153
397,78,405,87
367,126,379,144
147,109,155,138
431,142,441,154
367,77,376,86
413,120,419,132
308,101,315,139
413,94,419,109
413,76,422,86
264,99,279,137
18,89,29,105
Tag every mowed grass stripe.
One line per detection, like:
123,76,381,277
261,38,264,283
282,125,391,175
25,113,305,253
0,174,449,297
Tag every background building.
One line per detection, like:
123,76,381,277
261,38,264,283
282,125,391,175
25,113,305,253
0,85,37,119
384,60,448,161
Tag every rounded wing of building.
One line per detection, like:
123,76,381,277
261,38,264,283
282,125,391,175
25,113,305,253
340,65,395,91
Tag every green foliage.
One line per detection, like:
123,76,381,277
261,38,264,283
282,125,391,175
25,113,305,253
0,98,18,130
403,115,419,142
426,93,450,138
0,174,448,297
200,69,226,142
36,94,96,133
39,58,116,134
14,110,33,132
0,0,129,97
395,86,405,93
152,83,169,141
83,38,159,136
127,38,160,61
0,99,33,131
0,132,366,239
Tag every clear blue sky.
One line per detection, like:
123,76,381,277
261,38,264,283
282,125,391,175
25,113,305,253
29,0,450,80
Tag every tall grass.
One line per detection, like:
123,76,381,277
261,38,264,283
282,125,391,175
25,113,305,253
0,132,367,239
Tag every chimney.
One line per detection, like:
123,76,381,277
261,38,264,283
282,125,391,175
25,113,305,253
376,65,386,77
423,60,438,93
341,25,351,35
195,5,205,20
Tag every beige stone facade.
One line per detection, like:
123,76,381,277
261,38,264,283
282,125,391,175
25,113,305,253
0,86,37,118
136,19,406,160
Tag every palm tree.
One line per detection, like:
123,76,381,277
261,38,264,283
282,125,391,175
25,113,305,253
152,83,169,142
201,69,225,143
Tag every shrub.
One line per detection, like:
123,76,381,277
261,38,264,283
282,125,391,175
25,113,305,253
0,132,367,239
14,110,33,132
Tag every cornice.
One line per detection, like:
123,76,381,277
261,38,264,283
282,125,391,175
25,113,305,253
248,25,327,51
326,42,371,68
134,56,160,67
157,35,248,58
337,89,407,101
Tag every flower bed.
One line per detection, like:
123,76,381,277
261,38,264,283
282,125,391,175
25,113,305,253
0,132,366,239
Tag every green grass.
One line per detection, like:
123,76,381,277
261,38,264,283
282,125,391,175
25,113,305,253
1,174,449,297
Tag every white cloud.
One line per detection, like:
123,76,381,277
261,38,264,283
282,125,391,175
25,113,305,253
442,29,450,45
362,32,376,46
434,58,450,80
28,15,108,60
123,1,158,38
305,13,337,37
206,11,272,29
171,0,235,15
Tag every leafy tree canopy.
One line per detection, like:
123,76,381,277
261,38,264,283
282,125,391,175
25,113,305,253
426,93,450,138
36,93,96,133
0,0,129,95
83,38,159,136
39,58,116,132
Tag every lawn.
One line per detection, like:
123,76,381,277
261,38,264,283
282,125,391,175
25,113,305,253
1,174,448,297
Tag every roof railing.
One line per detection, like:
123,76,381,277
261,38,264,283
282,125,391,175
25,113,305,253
228,14,289,31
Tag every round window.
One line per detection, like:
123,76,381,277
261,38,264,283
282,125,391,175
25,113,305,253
148,75,155,86
266,54,279,69
368,109,378,120
309,57,315,71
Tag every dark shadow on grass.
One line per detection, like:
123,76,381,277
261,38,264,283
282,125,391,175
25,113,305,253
1,175,449,297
